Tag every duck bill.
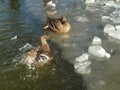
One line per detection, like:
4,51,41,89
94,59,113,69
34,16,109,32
43,25,49,29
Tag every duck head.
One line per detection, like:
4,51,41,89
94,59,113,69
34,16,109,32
40,35,50,44
40,35,50,40
61,16,67,23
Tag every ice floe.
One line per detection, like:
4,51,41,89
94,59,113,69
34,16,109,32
88,45,111,59
74,53,91,74
46,0,56,9
104,24,120,40
85,0,96,4
103,1,116,7
11,35,17,40
88,36,111,59
74,36,112,74
104,24,116,34
92,36,102,45
101,16,112,23
110,9,120,24
86,5,99,12
62,43,76,47
85,0,120,12
45,0,57,15
116,0,120,3
75,16,89,22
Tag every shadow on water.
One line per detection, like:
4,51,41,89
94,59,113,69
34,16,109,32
10,0,20,10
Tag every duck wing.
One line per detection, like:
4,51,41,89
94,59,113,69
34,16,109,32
35,48,51,62
46,17,63,31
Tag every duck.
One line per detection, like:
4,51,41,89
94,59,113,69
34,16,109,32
21,35,52,68
43,16,71,34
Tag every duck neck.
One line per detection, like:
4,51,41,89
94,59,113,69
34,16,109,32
41,39,50,53
41,39,47,46
61,21,66,24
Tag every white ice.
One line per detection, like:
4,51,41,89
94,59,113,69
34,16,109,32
74,53,91,74
104,24,120,40
101,16,111,23
11,35,17,40
85,0,96,4
88,36,111,59
92,36,102,45
103,1,116,7
88,45,111,59
45,0,57,15
104,24,116,34
47,1,56,9
116,0,120,3
75,16,89,22
109,9,120,24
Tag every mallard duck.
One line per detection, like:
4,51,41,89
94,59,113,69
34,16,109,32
43,16,71,34
21,35,52,68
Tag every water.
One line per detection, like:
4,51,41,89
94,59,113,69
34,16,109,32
0,0,120,90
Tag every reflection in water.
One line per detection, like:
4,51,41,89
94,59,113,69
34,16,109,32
10,0,20,10
43,0,52,5
43,0,57,16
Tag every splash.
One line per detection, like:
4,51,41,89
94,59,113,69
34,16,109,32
19,43,33,52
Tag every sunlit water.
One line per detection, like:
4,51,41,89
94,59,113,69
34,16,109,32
0,0,120,90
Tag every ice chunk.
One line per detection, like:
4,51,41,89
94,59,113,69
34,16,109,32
92,36,102,45
101,1,120,8
109,9,120,24
104,24,116,34
86,5,99,12
105,53,111,59
108,32,120,40
47,1,56,9
75,53,89,63
104,24,120,40
115,25,120,30
88,45,111,59
103,1,116,7
19,43,33,52
85,0,96,4
45,0,57,15
62,43,76,47
88,46,106,57
74,53,91,74
11,35,17,40
74,63,91,74
101,16,111,23
88,36,111,59
75,16,89,22
108,36,120,44
116,0,120,3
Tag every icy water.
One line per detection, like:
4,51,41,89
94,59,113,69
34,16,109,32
0,0,120,90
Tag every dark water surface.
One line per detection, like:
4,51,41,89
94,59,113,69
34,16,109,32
0,0,86,90
0,0,120,90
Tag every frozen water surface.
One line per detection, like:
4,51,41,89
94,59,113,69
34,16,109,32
0,0,120,90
